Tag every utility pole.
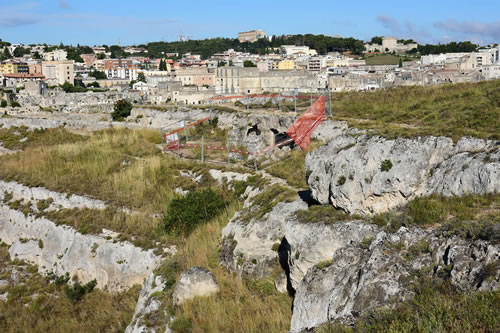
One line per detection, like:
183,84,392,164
201,136,204,162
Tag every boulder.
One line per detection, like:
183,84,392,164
172,267,219,305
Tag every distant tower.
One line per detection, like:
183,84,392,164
118,39,121,47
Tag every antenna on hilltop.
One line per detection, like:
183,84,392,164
179,33,192,42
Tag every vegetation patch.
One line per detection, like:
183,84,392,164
0,126,87,150
0,243,140,332
295,204,360,224
163,189,228,236
318,279,500,333
315,259,334,270
380,159,392,172
240,184,297,223
266,140,323,189
370,193,500,242
331,80,500,141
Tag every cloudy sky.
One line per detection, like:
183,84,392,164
1,0,499,46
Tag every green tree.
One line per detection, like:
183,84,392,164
13,47,29,57
243,60,256,67
399,57,403,67
89,70,107,80
370,36,383,45
2,47,11,59
137,72,146,83
111,99,133,121
0,100,7,107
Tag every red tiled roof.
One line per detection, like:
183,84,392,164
3,73,45,79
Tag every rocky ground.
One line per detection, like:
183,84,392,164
0,106,498,332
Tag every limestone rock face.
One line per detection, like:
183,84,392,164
220,198,379,290
0,181,160,291
306,133,499,215
125,274,169,333
0,180,106,211
172,267,219,305
290,227,500,332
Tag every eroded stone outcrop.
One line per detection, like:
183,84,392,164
290,227,500,332
172,267,219,305
220,198,378,290
125,274,169,333
306,131,499,215
0,181,160,291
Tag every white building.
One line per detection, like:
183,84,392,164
43,49,68,61
281,45,318,56
480,65,500,79
106,67,139,81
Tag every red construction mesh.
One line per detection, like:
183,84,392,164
286,96,326,150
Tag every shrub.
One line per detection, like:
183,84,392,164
10,101,21,107
0,100,7,107
163,189,227,235
337,176,346,186
380,159,393,172
111,99,133,121
65,279,97,303
360,236,375,250
408,196,446,224
316,259,333,270
170,316,193,333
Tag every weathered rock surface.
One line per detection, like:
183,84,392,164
290,227,500,332
220,198,378,290
172,267,219,305
0,181,160,291
125,274,170,333
306,133,500,215
0,204,160,291
0,180,106,211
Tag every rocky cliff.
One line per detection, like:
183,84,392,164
0,181,160,291
307,122,499,215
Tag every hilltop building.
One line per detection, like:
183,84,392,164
365,37,418,54
238,30,266,43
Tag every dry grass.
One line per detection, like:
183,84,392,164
331,80,500,141
155,202,293,333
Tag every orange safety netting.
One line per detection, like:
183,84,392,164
286,96,326,150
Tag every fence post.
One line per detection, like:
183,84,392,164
226,137,230,164
294,89,297,114
254,158,257,171
246,93,249,111
201,136,204,162
278,89,282,112
177,135,180,155
310,90,313,107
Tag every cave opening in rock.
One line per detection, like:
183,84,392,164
298,190,321,207
278,236,296,297
247,124,261,136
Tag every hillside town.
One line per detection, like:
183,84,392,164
1,31,499,108
1,0,500,329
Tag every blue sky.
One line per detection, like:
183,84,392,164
1,0,499,46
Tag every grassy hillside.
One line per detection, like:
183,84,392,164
0,127,295,332
364,54,401,65
331,80,500,141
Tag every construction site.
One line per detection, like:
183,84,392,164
161,93,329,169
